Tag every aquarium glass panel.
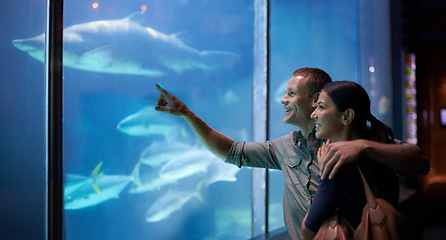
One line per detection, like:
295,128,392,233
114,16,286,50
1,0,47,239
358,0,393,127
61,1,254,239
268,0,392,233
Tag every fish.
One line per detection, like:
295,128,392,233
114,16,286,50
204,158,240,187
64,161,103,197
117,106,186,140
145,181,204,222
128,174,177,194
64,174,93,197
64,161,140,210
222,90,239,105
159,148,216,180
274,80,288,103
139,141,194,167
128,161,177,194
12,12,239,77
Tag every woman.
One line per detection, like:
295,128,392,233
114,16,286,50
301,81,399,239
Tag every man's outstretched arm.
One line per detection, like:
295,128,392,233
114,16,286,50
154,84,234,160
319,139,430,180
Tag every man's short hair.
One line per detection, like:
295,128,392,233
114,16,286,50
293,67,332,96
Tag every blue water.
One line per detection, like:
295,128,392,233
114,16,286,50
1,0,394,239
60,1,255,240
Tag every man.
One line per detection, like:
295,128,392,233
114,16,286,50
154,67,429,239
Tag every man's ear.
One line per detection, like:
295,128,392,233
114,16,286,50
342,108,355,125
311,92,320,108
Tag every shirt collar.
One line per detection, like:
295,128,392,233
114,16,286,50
293,128,324,150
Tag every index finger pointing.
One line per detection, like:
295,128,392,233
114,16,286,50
155,83,169,96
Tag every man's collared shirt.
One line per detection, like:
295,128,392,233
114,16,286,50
226,130,324,240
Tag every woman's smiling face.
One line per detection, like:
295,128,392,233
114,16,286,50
310,91,346,142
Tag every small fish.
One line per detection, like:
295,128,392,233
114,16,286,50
139,141,194,167
128,165,177,194
274,80,288,103
117,106,185,140
64,161,140,210
145,181,204,222
159,148,216,180
128,177,177,194
204,158,240,187
64,161,103,197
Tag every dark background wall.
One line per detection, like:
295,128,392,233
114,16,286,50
399,0,446,239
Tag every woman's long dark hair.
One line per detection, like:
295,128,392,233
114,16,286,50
321,81,394,143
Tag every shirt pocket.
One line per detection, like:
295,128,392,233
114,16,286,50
284,156,303,168
283,156,303,186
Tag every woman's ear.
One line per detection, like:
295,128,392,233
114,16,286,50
342,108,355,125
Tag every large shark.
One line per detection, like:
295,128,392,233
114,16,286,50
12,12,239,77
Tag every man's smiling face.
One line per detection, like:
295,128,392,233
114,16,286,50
280,75,316,128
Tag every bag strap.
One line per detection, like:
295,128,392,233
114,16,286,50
356,164,378,209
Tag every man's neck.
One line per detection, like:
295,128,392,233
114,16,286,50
299,125,316,142
298,126,320,154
